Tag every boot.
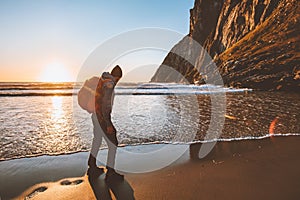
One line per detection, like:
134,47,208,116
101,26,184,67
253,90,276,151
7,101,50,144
105,167,124,182
87,154,104,177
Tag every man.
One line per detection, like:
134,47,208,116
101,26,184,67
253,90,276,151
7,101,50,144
88,65,124,181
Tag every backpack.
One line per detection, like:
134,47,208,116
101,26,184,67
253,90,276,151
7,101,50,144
77,76,102,113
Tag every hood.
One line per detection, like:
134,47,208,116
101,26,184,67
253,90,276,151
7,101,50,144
101,72,115,81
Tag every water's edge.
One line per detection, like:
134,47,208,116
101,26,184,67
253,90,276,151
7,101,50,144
1,133,299,162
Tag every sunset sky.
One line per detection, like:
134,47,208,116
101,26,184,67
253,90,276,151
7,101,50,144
0,0,193,82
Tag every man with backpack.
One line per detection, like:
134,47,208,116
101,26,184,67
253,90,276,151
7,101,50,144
80,65,124,181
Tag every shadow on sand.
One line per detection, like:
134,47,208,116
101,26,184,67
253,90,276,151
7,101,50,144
88,173,135,200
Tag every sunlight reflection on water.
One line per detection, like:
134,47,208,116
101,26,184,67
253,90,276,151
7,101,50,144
51,96,63,119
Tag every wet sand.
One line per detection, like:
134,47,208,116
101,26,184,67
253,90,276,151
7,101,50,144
1,136,300,200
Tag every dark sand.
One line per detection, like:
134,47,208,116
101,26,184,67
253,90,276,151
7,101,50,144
1,136,300,200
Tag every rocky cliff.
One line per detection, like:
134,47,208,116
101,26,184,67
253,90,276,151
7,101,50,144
151,0,300,91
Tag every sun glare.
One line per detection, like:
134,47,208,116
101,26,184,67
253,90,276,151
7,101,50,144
39,62,72,82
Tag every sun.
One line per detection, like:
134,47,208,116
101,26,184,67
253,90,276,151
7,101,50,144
38,62,72,82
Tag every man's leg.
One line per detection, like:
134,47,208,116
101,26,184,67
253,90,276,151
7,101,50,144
106,133,118,170
104,133,124,181
88,114,104,175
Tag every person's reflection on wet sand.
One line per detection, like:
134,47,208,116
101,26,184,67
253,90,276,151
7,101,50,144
88,173,135,200
189,138,275,161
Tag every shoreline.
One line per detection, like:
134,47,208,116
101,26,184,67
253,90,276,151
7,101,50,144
2,133,300,162
1,135,300,199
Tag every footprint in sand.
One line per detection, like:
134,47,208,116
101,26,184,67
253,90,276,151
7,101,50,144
26,186,47,199
60,179,83,186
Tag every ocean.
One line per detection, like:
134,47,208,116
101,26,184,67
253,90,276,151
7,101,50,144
0,82,299,161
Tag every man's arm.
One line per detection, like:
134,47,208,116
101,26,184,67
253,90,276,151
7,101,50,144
101,80,115,133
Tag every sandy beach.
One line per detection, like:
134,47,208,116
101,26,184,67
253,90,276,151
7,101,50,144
1,135,300,200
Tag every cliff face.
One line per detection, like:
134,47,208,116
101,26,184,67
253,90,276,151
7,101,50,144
151,0,300,91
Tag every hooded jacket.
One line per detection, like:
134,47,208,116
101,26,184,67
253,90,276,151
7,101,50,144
95,72,116,131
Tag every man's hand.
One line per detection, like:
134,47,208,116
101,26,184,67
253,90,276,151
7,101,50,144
107,126,115,134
